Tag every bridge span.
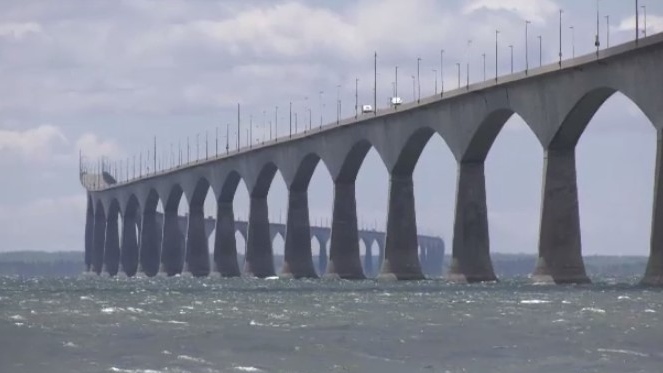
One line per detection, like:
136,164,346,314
83,33,663,284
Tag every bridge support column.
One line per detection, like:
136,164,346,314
379,174,424,280
318,236,329,275
120,213,139,277
282,189,318,278
327,181,365,279
103,215,120,276
533,148,590,284
214,201,241,277
85,197,94,272
139,210,160,277
160,208,183,276
245,196,276,277
184,206,210,277
643,130,663,286
92,208,106,275
447,161,497,283
363,239,374,277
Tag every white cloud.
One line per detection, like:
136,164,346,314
0,124,68,162
76,133,123,159
618,14,663,34
463,0,558,24
0,22,42,40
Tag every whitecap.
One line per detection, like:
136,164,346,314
644,309,656,313
63,341,79,348
101,307,122,314
597,348,649,357
264,276,279,280
617,295,631,300
581,307,606,314
176,355,209,364
166,320,188,325
520,299,551,305
108,368,163,373
9,314,25,321
234,367,264,372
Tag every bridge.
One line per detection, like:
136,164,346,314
145,214,445,278
82,33,663,285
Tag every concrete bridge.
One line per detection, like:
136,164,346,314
83,33,663,285
153,214,445,278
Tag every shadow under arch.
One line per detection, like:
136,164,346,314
91,199,106,275
121,194,141,277
184,177,213,277
160,184,185,276
214,170,246,277
103,199,122,276
139,188,162,277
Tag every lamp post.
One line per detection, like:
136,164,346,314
642,5,647,37
538,35,542,67
595,0,601,56
440,49,445,96
355,78,359,118
482,53,486,81
466,40,471,89
559,9,563,67
605,16,610,48
417,57,422,103
336,84,341,124
525,20,531,74
495,30,499,82
432,69,438,94
509,45,513,73
456,63,461,88
394,66,398,99
289,101,292,137
570,26,575,57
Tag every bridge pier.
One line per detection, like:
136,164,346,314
85,197,94,272
103,215,120,276
318,237,328,274
281,189,318,279
447,161,497,283
327,181,365,279
214,201,241,277
160,207,183,276
120,213,139,277
245,196,276,277
643,131,663,286
533,148,590,284
363,238,374,277
379,174,424,280
92,208,106,275
139,210,160,277
184,205,211,277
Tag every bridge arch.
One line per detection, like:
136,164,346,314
120,194,141,276
103,199,121,276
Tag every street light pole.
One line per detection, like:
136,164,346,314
525,20,531,74
482,53,486,80
466,40,471,89
336,84,341,124
456,63,461,88
559,9,563,67
394,65,398,99
605,16,610,48
417,57,421,103
595,0,601,56
636,0,639,44
570,26,575,57
495,29,499,83
538,35,542,67
432,69,438,95
440,49,444,96
289,101,292,137
355,78,359,118
642,5,647,37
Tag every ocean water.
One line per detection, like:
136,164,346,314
0,276,661,373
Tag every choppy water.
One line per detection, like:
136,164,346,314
0,276,661,373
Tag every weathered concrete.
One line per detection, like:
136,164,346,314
281,189,318,278
139,210,160,277
643,130,663,286
120,213,139,277
327,181,365,279
214,201,241,277
379,174,424,280
245,196,276,277
447,162,497,283
363,239,374,277
533,148,590,284
92,207,106,275
184,205,211,277
84,198,94,272
102,213,120,276
160,207,183,276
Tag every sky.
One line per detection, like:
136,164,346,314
1,0,662,257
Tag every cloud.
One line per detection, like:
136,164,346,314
0,124,68,162
0,22,42,40
463,0,558,24
618,14,663,34
76,133,124,159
